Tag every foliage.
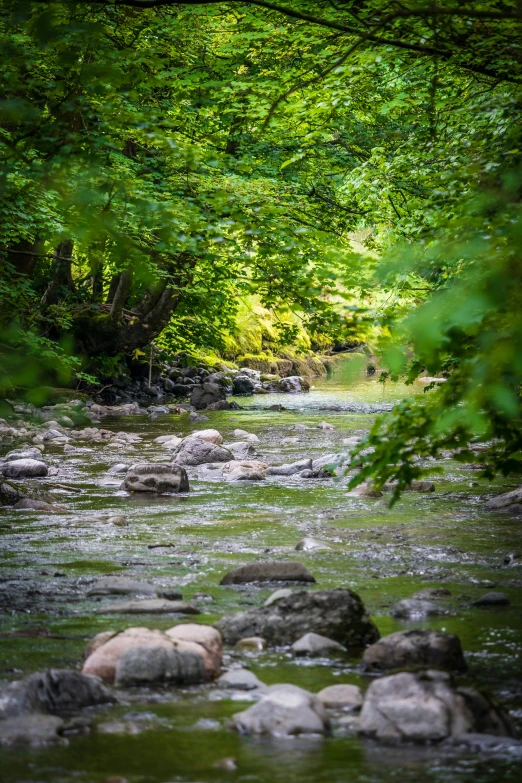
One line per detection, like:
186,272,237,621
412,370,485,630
1,0,522,495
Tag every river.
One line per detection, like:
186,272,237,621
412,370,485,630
1,358,521,783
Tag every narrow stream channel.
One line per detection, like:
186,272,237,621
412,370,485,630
1,358,521,783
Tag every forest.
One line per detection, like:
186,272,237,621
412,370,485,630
0,2,522,783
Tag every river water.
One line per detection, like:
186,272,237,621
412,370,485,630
1,358,521,783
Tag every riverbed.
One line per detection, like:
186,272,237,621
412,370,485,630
1,359,521,783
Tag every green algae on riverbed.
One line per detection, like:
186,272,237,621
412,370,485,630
1,360,522,783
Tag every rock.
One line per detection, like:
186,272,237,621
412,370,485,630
0,480,26,506
191,383,226,410
107,463,129,474
220,561,315,585
205,400,235,411
165,624,223,674
319,421,335,430
392,599,450,619
84,631,118,660
192,428,223,445
82,627,216,683
171,436,231,466
383,479,436,493
233,377,255,395
233,429,258,441
107,514,127,527
154,434,180,444
162,438,185,450
121,463,189,493
295,537,332,552
223,441,258,460
265,459,313,476
232,684,328,736
87,577,182,600
0,670,115,719
264,588,293,607
96,599,199,615
43,428,67,442
114,645,206,686
348,482,382,498
342,437,361,446
281,437,301,445
2,459,48,478
412,588,452,600
0,714,65,747
225,466,265,481
13,499,66,512
236,637,267,651
359,670,514,743
217,669,266,691
292,632,346,656
362,630,467,672
484,485,522,510
213,757,238,771
316,684,363,710
215,589,379,648
5,448,46,462
473,591,510,607
277,376,310,394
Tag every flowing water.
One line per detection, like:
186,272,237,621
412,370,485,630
1,358,522,783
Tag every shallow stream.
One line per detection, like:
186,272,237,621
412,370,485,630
1,359,521,783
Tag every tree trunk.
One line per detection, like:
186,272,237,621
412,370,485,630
110,267,133,321
40,239,75,309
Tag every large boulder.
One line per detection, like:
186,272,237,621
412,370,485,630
233,377,255,395
232,684,329,736
165,624,223,675
2,459,48,479
82,625,220,684
0,670,114,719
362,630,467,672
219,561,315,585
114,645,206,687
171,436,232,467
277,376,310,393
191,383,226,410
215,588,379,648
121,463,189,493
360,670,514,743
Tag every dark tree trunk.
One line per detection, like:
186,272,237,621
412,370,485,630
40,240,75,309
